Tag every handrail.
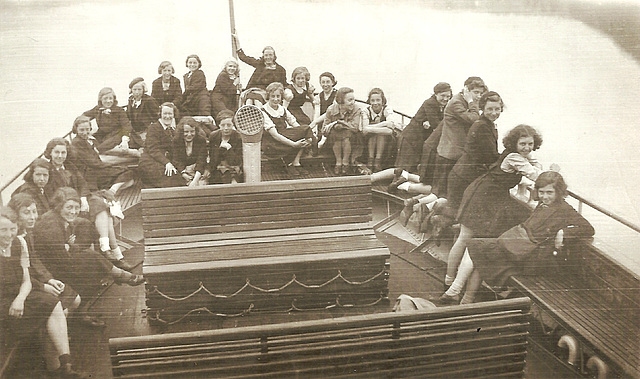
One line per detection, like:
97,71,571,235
567,189,640,234
0,130,73,203
2,102,639,236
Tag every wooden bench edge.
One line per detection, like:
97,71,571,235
143,248,391,275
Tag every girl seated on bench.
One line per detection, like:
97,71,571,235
82,87,139,157
209,110,243,184
32,187,144,300
438,171,594,305
322,87,364,176
182,55,211,117
261,82,314,178
284,67,315,125
172,117,208,187
0,206,87,378
12,158,53,215
138,102,184,188
362,87,401,172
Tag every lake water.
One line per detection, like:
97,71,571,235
1,0,639,270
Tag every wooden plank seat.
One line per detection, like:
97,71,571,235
141,176,390,324
110,297,531,378
509,240,640,378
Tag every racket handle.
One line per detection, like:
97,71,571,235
242,141,261,183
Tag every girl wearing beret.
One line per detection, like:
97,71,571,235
127,78,159,148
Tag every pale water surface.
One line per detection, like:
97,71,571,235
1,0,639,270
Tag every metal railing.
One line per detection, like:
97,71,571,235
0,130,74,204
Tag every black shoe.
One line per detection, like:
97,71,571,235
435,292,460,306
112,258,135,272
55,363,89,378
77,314,106,328
114,273,145,286
285,165,300,178
293,165,309,176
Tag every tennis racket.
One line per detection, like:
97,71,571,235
234,105,264,183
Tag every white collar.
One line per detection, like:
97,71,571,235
263,102,285,117
159,119,176,130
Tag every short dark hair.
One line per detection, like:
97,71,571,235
0,207,18,225
52,187,80,212
502,124,542,152
367,88,387,106
464,76,487,92
185,54,202,69
216,110,235,124
535,171,568,200
479,91,504,112
319,72,336,86
175,117,201,141
44,138,69,160
8,193,36,214
72,115,92,134
23,158,51,184
335,87,354,104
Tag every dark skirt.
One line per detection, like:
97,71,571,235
418,124,442,184
182,90,211,117
53,248,114,299
86,165,134,191
138,156,184,188
288,107,311,126
210,91,238,118
262,125,314,162
467,238,519,288
1,288,59,341
457,174,528,238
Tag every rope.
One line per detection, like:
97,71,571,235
147,269,387,302
148,294,386,325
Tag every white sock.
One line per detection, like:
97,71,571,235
446,250,474,296
398,182,410,192
99,237,110,252
401,170,409,180
445,275,455,286
111,246,124,260
418,193,438,205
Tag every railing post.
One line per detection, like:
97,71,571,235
258,335,269,362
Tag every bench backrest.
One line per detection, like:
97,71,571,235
141,176,372,240
110,297,531,378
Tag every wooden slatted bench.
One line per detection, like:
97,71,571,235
110,297,531,378
509,239,640,378
141,176,390,324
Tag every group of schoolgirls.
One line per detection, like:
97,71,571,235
391,76,595,306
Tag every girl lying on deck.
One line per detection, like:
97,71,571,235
438,171,595,305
